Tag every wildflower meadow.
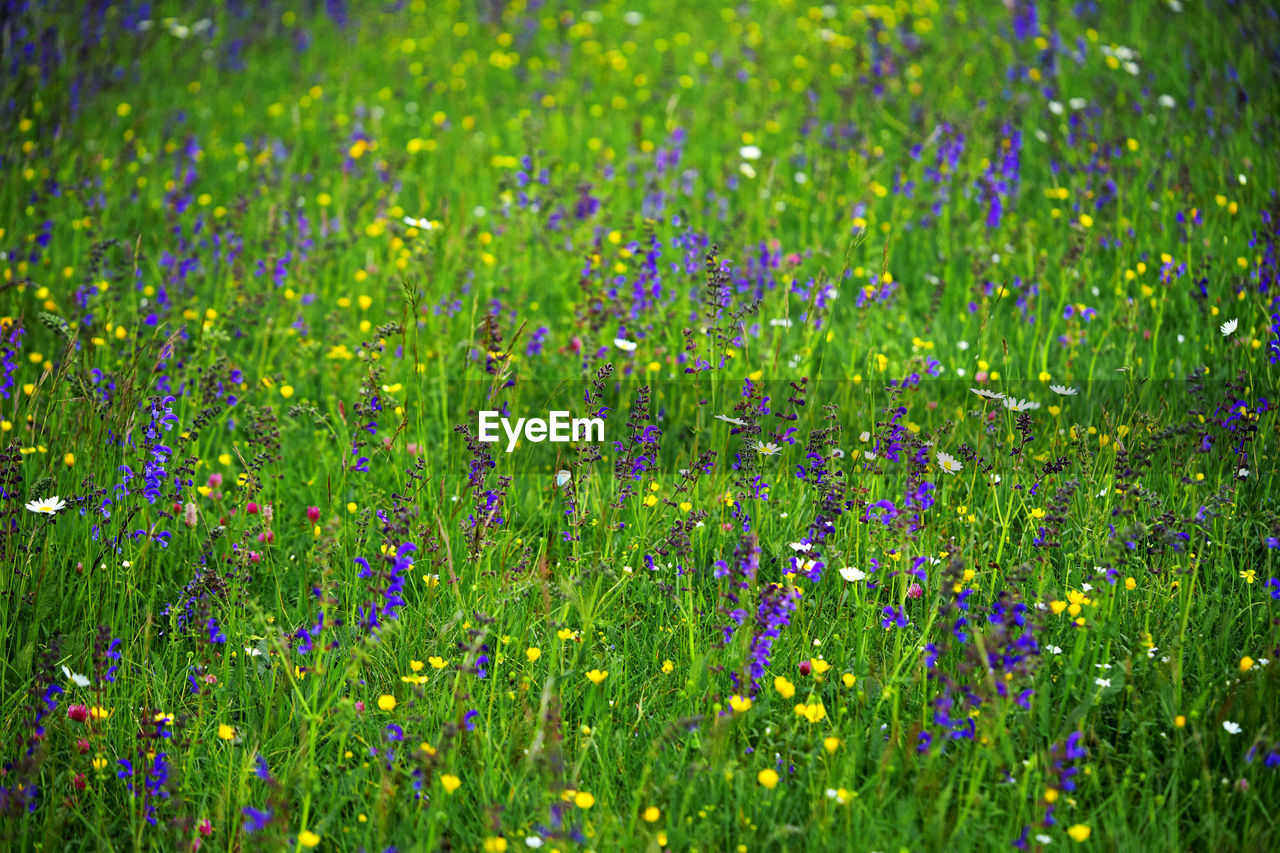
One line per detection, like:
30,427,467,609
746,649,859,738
3,1,1280,850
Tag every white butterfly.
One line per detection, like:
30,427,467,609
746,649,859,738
555,470,571,488
61,665,90,688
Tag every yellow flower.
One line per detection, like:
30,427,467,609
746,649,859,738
298,830,321,848
841,673,856,688
279,384,294,399
441,774,461,793
526,647,541,662
1240,569,1257,584
728,695,753,713
1124,577,1136,591
482,838,508,853
1174,715,1186,728
809,658,831,675
661,660,674,673
1044,788,1059,803
642,806,661,823
377,694,396,712
823,736,840,754
428,656,447,669
1067,824,1091,842
757,769,779,789
773,676,795,699
410,660,424,672
90,706,111,720
1240,656,1254,672
574,791,595,809
91,755,108,771
585,669,608,685
217,724,235,741
794,702,827,723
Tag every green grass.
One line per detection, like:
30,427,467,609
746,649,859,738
1,0,1278,850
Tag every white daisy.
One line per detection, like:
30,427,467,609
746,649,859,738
402,216,436,230
1002,397,1041,412
613,337,637,352
1049,384,1078,396
25,496,66,515
970,388,1005,401
1220,318,1238,337
1222,720,1242,735
839,566,866,582
935,451,963,475
714,414,747,426
739,145,762,161
754,441,780,456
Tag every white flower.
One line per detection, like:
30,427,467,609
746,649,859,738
1069,97,1087,110
739,163,757,179
754,441,780,456
739,145,762,161
1048,645,1063,655
1158,94,1176,109
1095,678,1111,688
61,666,91,688
622,10,644,25
403,216,436,230
1223,720,1242,735
769,318,793,328
1036,834,1053,844
859,430,871,442
1048,100,1064,115
1220,318,1238,337
243,647,262,657
839,566,866,583
970,388,1005,401
1002,397,1041,412
714,414,746,426
613,337,637,352
1050,384,1078,396
25,496,66,515
936,450,963,474
956,340,969,350
525,837,545,849
795,557,819,574
788,542,811,553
